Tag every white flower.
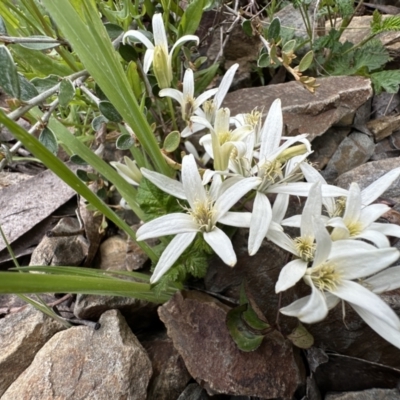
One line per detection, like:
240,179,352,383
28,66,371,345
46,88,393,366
110,156,142,186
271,182,322,293
192,107,253,171
123,14,199,88
159,68,218,137
280,217,400,349
328,182,400,247
136,154,259,283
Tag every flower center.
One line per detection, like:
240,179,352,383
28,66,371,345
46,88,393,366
308,263,341,292
294,236,315,262
347,220,363,237
183,96,195,121
258,159,283,190
187,198,215,232
203,100,216,123
331,197,346,218
218,130,232,145
244,110,262,130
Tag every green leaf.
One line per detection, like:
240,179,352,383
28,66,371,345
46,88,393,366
0,45,20,98
267,17,281,41
116,133,135,150
287,323,314,349
59,78,75,107
193,63,219,95
298,50,313,72
99,100,123,123
104,23,124,40
178,0,205,37
371,70,400,94
0,15,7,35
371,12,400,35
163,130,180,152
70,154,88,165
282,39,296,53
19,35,61,50
31,74,60,93
92,115,108,131
39,127,58,154
18,74,39,101
226,304,265,352
242,20,253,38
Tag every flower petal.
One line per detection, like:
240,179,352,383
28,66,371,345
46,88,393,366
204,227,237,266
152,14,168,48
170,35,199,57
364,266,400,294
301,182,321,238
370,222,400,238
218,211,252,227
143,49,155,73
182,154,207,208
272,193,289,223
359,204,390,227
136,213,198,240
141,168,186,199
312,217,332,268
150,232,197,283
158,88,184,105
194,88,219,109
214,63,238,108
123,30,155,50
259,99,282,160
248,192,272,255
266,229,297,255
343,183,361,225
355,229,390,248
276,259,308,293
183,68,194,99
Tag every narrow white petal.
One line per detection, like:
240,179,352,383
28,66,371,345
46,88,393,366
230,126,253,142
136,213,198,240
343,183,361,224
123,30,155,50
194,88,219,108
331,280,400,330
266,229,298,255
209,173,222,201
158,88,184,105
204,227,237,266
332,242,399,279
321,184,349,198
312,217,332,268
143,49,155,73
359,204,390,227
361,167,400,206
365,266,400,293
370,222,400,237
141,168,186,199
301,182,321,237
351,304,400,349
219,211,252,227
325,292,341,310
183,68,194,99
150,232,197,283
276,259,308,293
214,177,259,218
191,116,214,132
181,121,206,138
248,192,272,255
170,34,199,56
281,214,302,227
182,154,207,208
152,14,168,47
355,229,390,248
268,182,312,196
214,63,238,108
259,99,282,159
272,193,289,223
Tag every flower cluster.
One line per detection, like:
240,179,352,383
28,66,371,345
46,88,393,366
115,14,400,349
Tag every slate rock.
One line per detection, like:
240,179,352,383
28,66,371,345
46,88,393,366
142,332,192,400
177,383,212,400
97,235,127,271
335,157,400,200
323,131,376,182
1,309,152,400
0,305,65,396
223,76,372,141
158,290,305,398
325,388,400,400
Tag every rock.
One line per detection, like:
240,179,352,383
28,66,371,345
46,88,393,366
177,383,211,400
158,290,305,398
372,92,400,119
0,172,31,189
125,235,151,271
323,131,376,182
97,235,127,270
1,310,152,400
335,157,400,200
29,217,88,266
367,115,400,142
223,76,373,141
325,388,400,400
142,331,192,400
0,305,65,396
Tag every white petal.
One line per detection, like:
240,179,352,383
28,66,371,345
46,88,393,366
214,108,230,134
214,177,259,219
331,280,400,330
359,204,390,227
355,229,390,248
182,154,207,208
351,304,400,349
123,30,155,50
281,214,302,227
361,167,400,206
312,217,332,268
183,68,194,99
266,229,297,255
152,14,168,47
214,63,238,108
143,49,155,73
343,183,361,224
158,88,184,105
136,213,198,240
276,259,308,293
150,232,197,283
301,182,321,238
181,121,206,138
365,266,400,294
370,222,400,238
169,34,199,56
259,99,282,159
194,88,219,108
218,211,252,227
248,192,272,255
204,227,236,266
272,193,289,223
325,292,340,310
141,168,186,199
191,116,214,132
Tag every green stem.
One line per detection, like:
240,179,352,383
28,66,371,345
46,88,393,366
167,97,178,132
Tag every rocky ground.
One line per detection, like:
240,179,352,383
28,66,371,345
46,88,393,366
2,1,400,399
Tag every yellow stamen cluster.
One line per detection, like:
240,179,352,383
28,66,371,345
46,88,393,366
218,130,232,145
309,263,341,292
331,197,347,218
294,236,316,262
183,97,195,121
259,159,284,190
347,220,363,237
203,100,216,122
187,198,215,232
244,110,262,129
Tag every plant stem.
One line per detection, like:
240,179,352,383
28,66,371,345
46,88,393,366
167,97,178,132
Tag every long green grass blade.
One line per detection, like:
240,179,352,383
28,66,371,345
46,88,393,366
41,0,170,176
0,110,156,261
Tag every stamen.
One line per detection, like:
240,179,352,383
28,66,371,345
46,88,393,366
185,198,215,232
308,263,341,292
294,236,315,262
